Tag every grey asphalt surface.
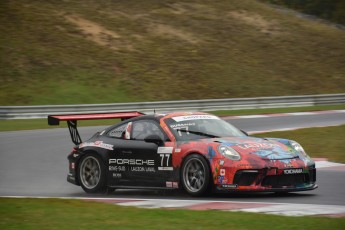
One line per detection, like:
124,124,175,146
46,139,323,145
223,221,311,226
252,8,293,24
1,112,344,205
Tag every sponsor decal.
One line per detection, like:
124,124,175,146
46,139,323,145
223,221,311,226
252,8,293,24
73,153,79,158
130,167,156,172
159,150,173,170
236,163,251,167
217,176,228,184
170,123,196,128
157,147,173,154
219,169,225,176
112,173,122,178
79,141,114,150
221,184,238,189
175,148,181,153
109,166,126,172
220,169,226,176
219,160,225,166
71,162,75,169
166,181,178,188
284,168,303,174
172,115,219,122
131,166,145,172
176,126,189,136
158,167,173,171
109,159,154,166
237,143,280,150
284,163,294,168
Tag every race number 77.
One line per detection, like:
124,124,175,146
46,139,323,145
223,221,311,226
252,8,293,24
160,154,170,167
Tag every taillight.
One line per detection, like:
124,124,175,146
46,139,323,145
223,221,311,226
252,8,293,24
69,147,79,158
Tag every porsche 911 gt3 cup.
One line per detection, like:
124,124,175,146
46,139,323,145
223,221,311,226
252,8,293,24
48,111,317,196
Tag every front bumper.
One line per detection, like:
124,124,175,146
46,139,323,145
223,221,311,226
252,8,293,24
216,182,318,192
215,165,317,192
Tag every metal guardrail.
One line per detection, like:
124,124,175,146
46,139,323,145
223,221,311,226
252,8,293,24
1,93,344,119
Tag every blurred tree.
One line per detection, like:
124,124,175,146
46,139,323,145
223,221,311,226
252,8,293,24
262,0,345,25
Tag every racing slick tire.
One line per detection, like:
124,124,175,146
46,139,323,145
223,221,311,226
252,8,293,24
78,154,107,193
181,154,211,196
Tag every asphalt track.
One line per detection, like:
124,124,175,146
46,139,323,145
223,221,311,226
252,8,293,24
1,112,344,206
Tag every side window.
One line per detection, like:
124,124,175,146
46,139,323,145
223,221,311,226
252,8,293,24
107,123,127,138
132,120,165,141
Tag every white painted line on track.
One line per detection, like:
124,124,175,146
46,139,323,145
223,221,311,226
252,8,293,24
286,112,316,116
2,195,345,217
0,195,305,205
236,203,345,217
248,124,344,134
117,199,203,208
315,161,345,169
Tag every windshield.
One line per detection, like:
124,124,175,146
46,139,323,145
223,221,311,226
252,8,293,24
164,114,245,141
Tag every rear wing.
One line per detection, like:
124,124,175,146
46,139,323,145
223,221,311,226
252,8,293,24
48,111,144,145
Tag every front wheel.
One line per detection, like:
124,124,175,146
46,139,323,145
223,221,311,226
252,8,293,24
181,154,211,196
78,154,106,193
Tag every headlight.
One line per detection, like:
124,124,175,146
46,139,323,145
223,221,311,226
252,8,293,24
218,145,241,161
290,141,307,156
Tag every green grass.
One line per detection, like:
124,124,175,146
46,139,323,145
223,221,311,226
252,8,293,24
0,119,121,132
0,0,345,105
210,104,345,116
254,125,345,163
0,198,344,230
1,104,344,132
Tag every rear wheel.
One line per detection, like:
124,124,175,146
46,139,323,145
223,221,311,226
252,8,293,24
78,154,106,193
181,154,211,196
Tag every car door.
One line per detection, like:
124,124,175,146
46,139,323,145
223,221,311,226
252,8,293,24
104,122,134,186
126,120,174,187
106,120,175,188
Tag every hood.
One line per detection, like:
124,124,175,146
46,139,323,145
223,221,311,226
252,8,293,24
211,137,299,160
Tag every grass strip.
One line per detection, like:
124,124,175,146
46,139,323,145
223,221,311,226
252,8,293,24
254,125,345,163
1,1,345,105
0,198,344,230
1,104,344,132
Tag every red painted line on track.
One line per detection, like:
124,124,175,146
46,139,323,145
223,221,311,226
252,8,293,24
263,113,289,117
318,213,345,218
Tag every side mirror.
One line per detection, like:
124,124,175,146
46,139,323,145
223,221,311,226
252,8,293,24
144,134,164,145
241,130,249,136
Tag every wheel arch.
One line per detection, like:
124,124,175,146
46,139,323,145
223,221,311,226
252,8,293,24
181,151,213,174
75,149,107,187
180,152,214,190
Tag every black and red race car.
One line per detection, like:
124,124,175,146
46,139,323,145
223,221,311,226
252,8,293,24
48,111,317,196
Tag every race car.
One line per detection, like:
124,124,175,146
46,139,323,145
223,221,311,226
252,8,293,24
48,111,317,196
